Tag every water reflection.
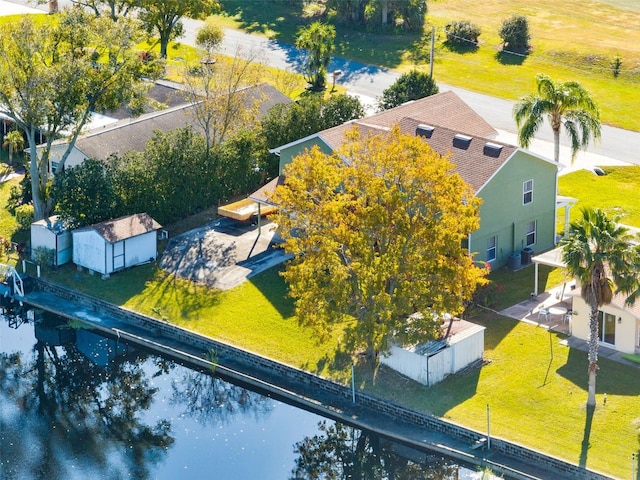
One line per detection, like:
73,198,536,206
1,312,173,479
0,309,487,480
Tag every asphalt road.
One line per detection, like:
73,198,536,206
7,0,640,165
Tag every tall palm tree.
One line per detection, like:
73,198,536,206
560,208,636,407
295,22,336,91
513,74,601,163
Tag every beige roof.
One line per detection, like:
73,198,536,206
75,213,161,243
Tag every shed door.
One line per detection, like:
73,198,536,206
113,241,125,270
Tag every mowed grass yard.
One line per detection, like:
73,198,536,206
18,165,639,479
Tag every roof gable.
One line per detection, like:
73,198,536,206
363,90,497,139
75,213,161,243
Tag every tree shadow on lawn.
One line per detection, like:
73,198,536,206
220,0,307,37
495,49,527,66
248,265,294,318
556,347,640,396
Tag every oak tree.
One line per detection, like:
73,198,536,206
271,126,487,359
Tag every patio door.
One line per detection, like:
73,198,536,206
597,311,616,345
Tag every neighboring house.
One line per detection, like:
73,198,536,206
381,317,485,386
570,292,640,355
267,91,558,269
45,82,290,172
30,216,72,267
72,213,161,278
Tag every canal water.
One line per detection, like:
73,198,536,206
0,309,493,479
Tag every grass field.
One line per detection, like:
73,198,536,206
215,0,640,131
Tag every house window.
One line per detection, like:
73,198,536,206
487,236,497,262
597,311,616,345
523,179,533,205
526,220,536,247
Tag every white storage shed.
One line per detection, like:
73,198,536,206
72,213,161,277
381,318,485,387
30,216,72,266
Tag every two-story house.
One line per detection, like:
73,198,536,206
263,91,558,269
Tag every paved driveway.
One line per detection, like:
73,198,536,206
160,218,291,290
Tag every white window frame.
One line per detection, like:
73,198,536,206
487,236,497,262
526,220,536,247
637,325,640,347
523,179,533,205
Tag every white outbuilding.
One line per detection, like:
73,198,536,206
381,318,485,387
30,216,72,267
72,213,161,278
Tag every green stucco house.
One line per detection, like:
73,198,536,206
262,91,558,269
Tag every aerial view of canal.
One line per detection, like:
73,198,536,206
0,308,494,479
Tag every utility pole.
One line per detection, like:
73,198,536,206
429,26,435,78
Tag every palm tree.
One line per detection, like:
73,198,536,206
513,74,601,163
3,130,24,165
295,22,336,91
560,208,636,407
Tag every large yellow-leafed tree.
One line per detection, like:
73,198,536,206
271,126,488,360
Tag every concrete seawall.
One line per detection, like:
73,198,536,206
24,279,613,480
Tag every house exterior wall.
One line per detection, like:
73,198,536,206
46,144,88,172
470,151,557,269
73,230,107,274
278,137,333,174
381,329,484,386
571,296,639,354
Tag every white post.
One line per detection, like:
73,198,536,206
534,262,539,296
487,404,491,450
37,265,41,278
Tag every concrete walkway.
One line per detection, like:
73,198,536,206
500,280,640,369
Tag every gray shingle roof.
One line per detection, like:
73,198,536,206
74,83,290,160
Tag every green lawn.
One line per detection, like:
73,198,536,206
558,166,640,232
26,166,640,480
45,259,640,479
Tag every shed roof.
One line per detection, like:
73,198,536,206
74,213,161,243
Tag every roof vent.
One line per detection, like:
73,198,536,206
416,124,435,138
453,134,472,150
483,142,503,157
